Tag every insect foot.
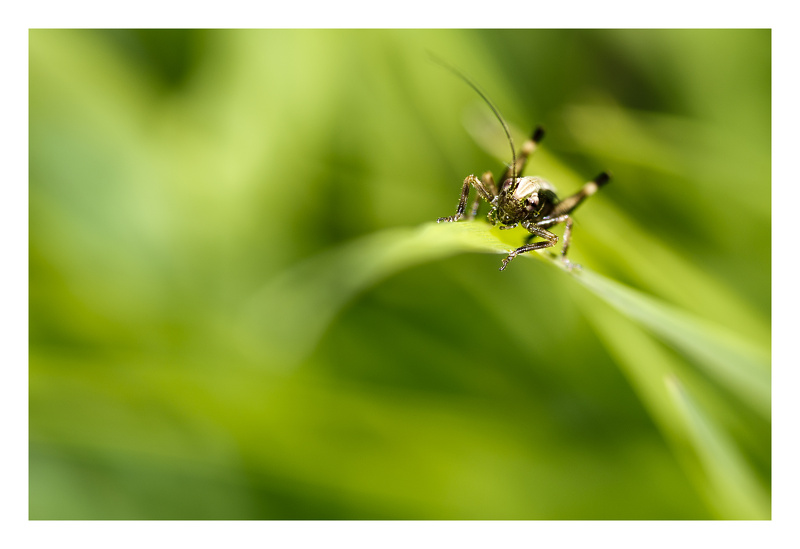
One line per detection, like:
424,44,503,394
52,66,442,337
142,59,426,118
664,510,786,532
561,257,583,273
499,252,517,271
437,215,460,223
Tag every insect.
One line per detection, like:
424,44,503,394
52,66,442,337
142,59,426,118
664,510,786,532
434,59,611,271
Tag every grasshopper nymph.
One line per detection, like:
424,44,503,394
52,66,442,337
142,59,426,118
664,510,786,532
434,60,611,271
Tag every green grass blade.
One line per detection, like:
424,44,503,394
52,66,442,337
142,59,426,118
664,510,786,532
240,221,508,367
572,268,770,418
666,376,770,519
242,219,770,422
581,303,769,519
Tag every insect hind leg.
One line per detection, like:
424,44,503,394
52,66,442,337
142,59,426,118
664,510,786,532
550,172,611,218
499,126,545,183
560,218,574,258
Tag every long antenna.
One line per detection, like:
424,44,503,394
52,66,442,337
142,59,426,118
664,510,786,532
428,53,517,184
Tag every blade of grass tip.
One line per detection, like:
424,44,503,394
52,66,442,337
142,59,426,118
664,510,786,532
569,265,770,419
239,221,509,368
666,375,770,519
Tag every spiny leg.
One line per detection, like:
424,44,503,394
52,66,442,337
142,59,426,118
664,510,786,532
499,126,545,183
437,175,472,223
558,218,583,270
561,217,574,258
535,171,610,263
500,225,558,271
526,214,570,232
481,171,498,197
439,173,497,223
550,172,611,218
524,215,575,261
523,213,567,239
468,195,480,220
468,171,497,220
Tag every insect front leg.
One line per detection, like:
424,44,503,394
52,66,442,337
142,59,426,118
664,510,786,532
437,176,471,223
438,174,496,223
467,171,498,219
499,225,558,271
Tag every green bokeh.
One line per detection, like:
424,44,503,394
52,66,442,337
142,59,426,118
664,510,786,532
30,29,770,519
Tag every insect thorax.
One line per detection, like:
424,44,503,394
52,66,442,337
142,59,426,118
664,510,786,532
508,176,557,200
493,176,559,224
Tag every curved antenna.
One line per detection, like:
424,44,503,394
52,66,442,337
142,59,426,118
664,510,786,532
428,53,517,185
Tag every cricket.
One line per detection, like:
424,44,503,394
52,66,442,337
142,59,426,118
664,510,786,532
433,58,611,271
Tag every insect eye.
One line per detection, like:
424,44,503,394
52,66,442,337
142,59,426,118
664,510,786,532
502,179,513,191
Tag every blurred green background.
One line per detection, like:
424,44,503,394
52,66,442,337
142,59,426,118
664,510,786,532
29,29,770,519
